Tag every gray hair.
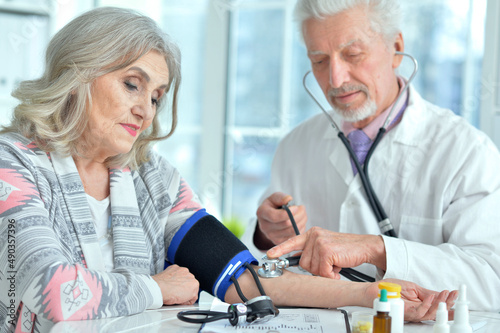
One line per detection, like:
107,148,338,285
294,0,402,43
3,7,181,169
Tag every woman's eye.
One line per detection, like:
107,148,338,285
151,98,159,106
125,81,137,91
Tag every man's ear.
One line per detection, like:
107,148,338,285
392,32,404,69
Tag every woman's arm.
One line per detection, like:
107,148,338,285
0,143,161,326
225,267,457,322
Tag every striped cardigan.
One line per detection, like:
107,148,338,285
0,132,220,332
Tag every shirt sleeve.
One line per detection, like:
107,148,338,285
144,277,163,309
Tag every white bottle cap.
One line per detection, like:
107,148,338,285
436,302,448,324
457,284,468,304
433,302,450,333
451,284,472,333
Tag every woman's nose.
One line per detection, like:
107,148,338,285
133,96,155,121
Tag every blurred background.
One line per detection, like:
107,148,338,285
1,0,499,233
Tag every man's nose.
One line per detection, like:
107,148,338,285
329,60,350,88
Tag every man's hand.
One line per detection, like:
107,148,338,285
266,227,386,278
366,278,458,321
255,192,307,250
152,264,199,305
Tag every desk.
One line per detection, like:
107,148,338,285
50,305,200,333
51,294,500,332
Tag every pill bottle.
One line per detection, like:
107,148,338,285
373,282,404,333
352,311,373,333
373,289,391,333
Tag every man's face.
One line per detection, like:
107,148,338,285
303,6,403,126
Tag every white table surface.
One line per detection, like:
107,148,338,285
51,293,500,333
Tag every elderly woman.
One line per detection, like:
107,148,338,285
0,7,455,333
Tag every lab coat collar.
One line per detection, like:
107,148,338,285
328,136,355,185
323,112,343,140
389,85,427,147
316,112,355,186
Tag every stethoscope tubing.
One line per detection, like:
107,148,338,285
285,51,418,282
302,51,418,238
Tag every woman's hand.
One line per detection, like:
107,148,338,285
152,264,199,305
366,278,458,322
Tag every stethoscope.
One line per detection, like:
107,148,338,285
303,51,419,238
259,51,419,282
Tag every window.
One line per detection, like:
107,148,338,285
97,0,209,191
1,0,488,230
0,1,51,127
152,2,209,191
481,0,500,146
401,0,486,126
0,0,94,125
222,0,487,227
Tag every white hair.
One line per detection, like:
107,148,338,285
294,0,402,43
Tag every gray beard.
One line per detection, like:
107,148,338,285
331,98,378,123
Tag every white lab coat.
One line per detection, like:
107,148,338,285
242,86,500,311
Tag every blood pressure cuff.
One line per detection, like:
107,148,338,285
167,209,258,301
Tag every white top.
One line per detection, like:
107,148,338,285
86,194,114,272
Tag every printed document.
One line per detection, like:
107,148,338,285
200,298,348,332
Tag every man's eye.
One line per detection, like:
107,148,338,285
312,59,327,66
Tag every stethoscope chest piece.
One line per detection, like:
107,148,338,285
258,255,295,278
258,255,284,278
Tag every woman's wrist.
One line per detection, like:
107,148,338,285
361,281,378,308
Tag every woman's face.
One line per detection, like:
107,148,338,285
82,51,170,161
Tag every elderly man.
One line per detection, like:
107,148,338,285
241,0,500,311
